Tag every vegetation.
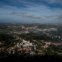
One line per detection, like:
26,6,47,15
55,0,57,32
0,24,62,57
0,33,15,47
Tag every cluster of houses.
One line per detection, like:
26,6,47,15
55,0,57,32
42,41,62,49
7,39,36,55
0,38,62,55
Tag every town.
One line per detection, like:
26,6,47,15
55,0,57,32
0,23,62,57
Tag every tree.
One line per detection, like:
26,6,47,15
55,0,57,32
0,33,15,47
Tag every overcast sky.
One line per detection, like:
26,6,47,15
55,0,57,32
0,0,62,24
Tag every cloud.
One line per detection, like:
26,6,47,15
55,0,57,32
46,0,62,4
0,0,62,24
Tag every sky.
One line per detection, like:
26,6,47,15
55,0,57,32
0,0,62,24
